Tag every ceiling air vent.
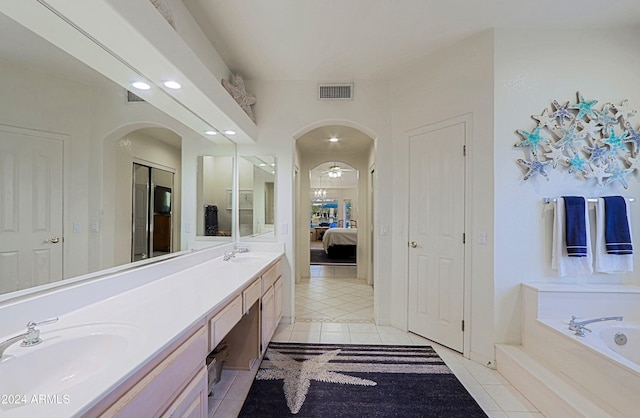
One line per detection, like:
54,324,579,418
318,83,353,100
126,90,146,103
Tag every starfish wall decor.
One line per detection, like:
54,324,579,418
222,74,257,122
514,91,639,189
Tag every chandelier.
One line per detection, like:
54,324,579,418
314,189,327,197
328,165,342,178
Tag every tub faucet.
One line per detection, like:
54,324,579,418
0,317,59,359
569,315,623,337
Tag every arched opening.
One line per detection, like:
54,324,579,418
294,124,375,323
102,125,182,270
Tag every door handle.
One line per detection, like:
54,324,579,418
409,241,418,248
46,237,60,244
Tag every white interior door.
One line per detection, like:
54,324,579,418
407,120,465,352
0,129,63,294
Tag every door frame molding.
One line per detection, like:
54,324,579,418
405,113,472,358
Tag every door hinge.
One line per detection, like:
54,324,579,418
463,145,466,156
462,233,466,244
461,320,465,332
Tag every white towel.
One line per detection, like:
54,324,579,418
552,198,593,276
595,198,633,273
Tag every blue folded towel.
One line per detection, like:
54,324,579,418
564,196,588,257
603,196,633,255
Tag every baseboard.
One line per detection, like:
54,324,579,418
495,344,612,418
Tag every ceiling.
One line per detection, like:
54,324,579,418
299,125,372,189
183,0,640,81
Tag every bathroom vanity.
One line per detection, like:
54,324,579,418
0,246,284,418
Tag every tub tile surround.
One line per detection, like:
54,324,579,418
497,283,640,418
0,243,284,417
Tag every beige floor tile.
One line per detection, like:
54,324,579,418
483,384,538,412
320,331,351,343
289,331,321,343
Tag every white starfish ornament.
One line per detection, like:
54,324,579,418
222,74,257,122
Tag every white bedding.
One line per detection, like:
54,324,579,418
323,228,357,252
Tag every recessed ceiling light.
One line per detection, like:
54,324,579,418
224,130,236,135
259,163,267,166
329,137,339,142
131,81,151,90
205,130,217,136
163,80,181,89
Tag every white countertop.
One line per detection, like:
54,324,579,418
0,250,283,417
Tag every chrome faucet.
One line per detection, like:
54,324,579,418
569,315,623,337
223,246,249,261
0,318,59,358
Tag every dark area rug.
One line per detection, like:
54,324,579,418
239,342,488,418
310,249,356,265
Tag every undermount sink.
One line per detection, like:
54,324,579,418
0,323,141,412
231,255,268,264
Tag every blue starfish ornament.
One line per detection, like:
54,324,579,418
564,150,589,174
552,100,574,125
584,142,609,165
623,122,640,156
556,125,586,152
594,104,618,133
602,127,628,156
569,92,598,120
517,157,552,180
605,158,633,189
515,126,549,155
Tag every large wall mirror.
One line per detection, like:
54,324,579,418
0,12,234,299
238,156,277,240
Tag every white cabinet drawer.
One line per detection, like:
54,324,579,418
243,278,261,313
209,295,242,350
262,260,282,294
101,327,207,417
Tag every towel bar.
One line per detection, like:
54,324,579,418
543,197,636,204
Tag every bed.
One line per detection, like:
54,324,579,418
322,228,357,258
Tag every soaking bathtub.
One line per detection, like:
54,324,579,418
497,284,640,418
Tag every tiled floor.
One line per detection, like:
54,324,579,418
209,266,544,418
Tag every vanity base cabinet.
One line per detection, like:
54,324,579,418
162,366,208,418
100,326,208,417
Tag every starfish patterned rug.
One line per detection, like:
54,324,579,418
238,342,487,417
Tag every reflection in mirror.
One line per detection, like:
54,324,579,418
239,156,276,240
196,155,234,238
0,13,231,299
132,164,175,261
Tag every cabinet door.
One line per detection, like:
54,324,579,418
161,366,207,418
274,277,283,324
261,286,275,354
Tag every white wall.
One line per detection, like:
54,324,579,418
390,31,495,364
493,28,640,346
244,79,392,323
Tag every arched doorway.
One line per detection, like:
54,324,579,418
294,124,375,323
